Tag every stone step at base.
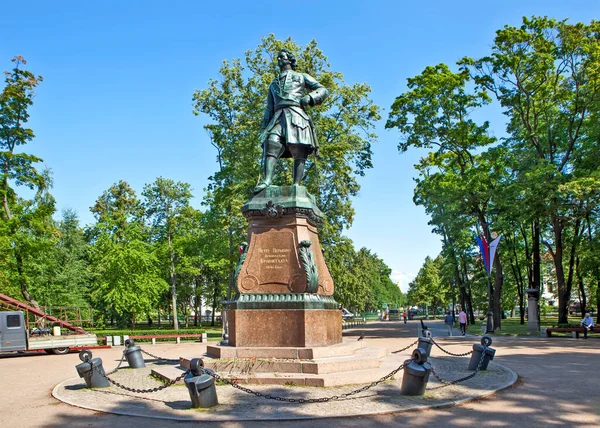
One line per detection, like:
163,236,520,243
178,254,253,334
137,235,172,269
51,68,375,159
206,338,365,359
152,348,409,387
194,345,387,375
198,349,386,375
152,362,404,387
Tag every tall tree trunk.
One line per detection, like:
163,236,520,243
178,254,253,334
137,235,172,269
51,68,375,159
575,257,586,316
2,174,11,222
15,251,40,308
533,219,541,292
457,268,466,310
168,233,179,330
493,255,503,329
184,304,189,328
461,260,476,324
211,284,217,327
597,278,600,325
194,284,201,327
532,219,541,326
512,234,526,325
510,259,525,325
563,218,581,321
519,289,525,324
550,215,569,324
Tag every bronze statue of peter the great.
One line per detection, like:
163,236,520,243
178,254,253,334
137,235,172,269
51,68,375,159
254,49,328,193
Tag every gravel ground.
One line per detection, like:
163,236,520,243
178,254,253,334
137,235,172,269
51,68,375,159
1,321,599,427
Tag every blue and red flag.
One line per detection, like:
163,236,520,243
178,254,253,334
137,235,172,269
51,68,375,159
476,234,502,276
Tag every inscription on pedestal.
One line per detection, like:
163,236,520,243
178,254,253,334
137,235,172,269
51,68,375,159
240,229,303,292
259,247,291,270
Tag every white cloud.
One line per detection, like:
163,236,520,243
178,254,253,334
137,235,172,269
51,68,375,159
390,270,415,293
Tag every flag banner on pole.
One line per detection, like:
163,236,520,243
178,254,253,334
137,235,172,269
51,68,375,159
476,236,489,275
475,235,492,275
476,234,502,276
489,234,503,273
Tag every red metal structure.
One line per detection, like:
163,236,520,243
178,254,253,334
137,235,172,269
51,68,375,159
0,293,88,334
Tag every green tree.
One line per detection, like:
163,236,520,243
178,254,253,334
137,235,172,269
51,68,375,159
196,207,231,326
327,237,363,310
88,181,166,326
407,256,450,317
386,63,506,328
142,177,194,330
463,17,600,323
89,234,167,327
0,56,49,307
89,179,142,242
34,209,89,307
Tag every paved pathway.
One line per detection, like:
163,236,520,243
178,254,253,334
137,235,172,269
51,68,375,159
1,320,598,427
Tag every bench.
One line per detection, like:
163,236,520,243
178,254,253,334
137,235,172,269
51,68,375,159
104,333,207,345
342,318,366,329
545,327,596,338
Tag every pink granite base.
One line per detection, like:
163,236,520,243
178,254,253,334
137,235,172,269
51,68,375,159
228,309,342,347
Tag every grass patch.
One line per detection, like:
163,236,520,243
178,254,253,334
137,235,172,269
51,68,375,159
465,316,566,336
88,325,223,342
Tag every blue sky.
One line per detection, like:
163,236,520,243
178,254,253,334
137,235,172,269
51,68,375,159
1,1,597,291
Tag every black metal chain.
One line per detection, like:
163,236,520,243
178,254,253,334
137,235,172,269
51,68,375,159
430,338,473,357
427,346,487,390
140,349,180,364
91,361,190,393
87,344,485,399
202,360,409,403
107,351,127,375
391,339,419,354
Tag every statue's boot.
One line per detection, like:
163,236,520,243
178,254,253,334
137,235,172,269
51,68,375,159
293,159,305,186
254,156,277,193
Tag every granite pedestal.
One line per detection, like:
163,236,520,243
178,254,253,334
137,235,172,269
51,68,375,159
228,185,342,348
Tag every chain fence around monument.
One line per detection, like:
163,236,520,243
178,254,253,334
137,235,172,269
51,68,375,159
427,347,488,390
86,338,490,402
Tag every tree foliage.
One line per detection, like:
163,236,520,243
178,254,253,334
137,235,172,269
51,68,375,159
389,16,600,326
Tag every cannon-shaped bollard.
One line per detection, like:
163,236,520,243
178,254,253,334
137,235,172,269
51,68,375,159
124,339,146,369
400,348,432,396
417,336,433,357
75,350,110,389
420,319,431,338
185,358,218,408
468,336,496,371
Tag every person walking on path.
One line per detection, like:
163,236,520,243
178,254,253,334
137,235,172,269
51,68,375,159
402,311,407,324
458,309,467,336
581,313,595,339
444,312,454,336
